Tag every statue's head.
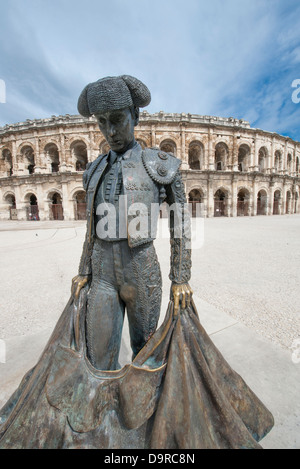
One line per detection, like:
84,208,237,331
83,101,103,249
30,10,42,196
77,75,151,153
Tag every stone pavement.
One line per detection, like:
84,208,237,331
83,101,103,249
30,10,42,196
0,218,299,449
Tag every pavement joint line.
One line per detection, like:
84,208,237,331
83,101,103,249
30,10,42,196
208,321,239,337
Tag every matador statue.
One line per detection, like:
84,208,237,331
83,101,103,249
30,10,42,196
72,75,192,370
0,76,274,449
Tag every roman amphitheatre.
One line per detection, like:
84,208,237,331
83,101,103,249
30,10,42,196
0,111,299,221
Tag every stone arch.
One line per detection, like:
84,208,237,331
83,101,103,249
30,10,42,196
188,188,204,217
160,139,177,156
73,189,87,220
258,146,268,173
273,189,282,215
99,140,110,154
3,191,16,219
20,145,35,174
238,144,250,172
47,190,64,220
274,150,282,173
237,187,250,216
287,153,292,174
215,142,229,171
286,189,292,214
214,187,229,217
136,138,148,149
44,142,60,173
1,148,13,176
257,189,268,215
70,140,88,171
188,141,204,170
24,192,39,220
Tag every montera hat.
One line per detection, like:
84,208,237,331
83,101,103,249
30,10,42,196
77,75,151,117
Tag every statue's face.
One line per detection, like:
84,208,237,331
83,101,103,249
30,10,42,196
95,107,136,153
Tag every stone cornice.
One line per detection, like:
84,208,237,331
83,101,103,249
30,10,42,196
0,112,299,147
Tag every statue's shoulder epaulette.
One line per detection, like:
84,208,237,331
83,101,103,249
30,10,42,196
82,153,107,191
142,147,181,185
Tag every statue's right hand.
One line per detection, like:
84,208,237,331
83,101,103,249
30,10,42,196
71,275,89,300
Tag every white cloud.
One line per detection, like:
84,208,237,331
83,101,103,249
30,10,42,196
0,0,300,140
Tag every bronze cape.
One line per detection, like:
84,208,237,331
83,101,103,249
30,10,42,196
0,287,274,449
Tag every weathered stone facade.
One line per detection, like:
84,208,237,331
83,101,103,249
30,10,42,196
0,112,299,220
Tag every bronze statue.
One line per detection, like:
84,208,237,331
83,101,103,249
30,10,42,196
0,76,274,449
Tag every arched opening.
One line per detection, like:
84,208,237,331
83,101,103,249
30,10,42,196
238,144,250,172
160,139,177,156
49,192,64,220
274,151,282,173
215,143,228,171
2,149,13,176
258,147,268,173
21,146,35,174
273,190,281,215
99,141,110,155
214,189,227,217
257,190,268,216
188,189,203,218
71,141,88,171
136,139,147,149
74,191,87,220
287,154,292,174
237,189,250,216
4,193,16,220
25,193,39,220
45,143,60,173
188,142,204,170
286,190,292,214
296,157,299,175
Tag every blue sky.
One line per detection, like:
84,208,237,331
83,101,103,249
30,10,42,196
0,0,300,141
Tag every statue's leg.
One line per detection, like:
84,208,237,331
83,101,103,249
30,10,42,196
86,280,125,370
86,240,125,370
120,242,162,359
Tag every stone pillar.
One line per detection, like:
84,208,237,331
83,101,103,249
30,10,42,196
253,133,259,171
208,128,214,171
180,124,189,170
34,134,42,174
151,125,156,148
207,174,214,218
61,180,73,220
251,177,257,216
268,182,274,215
11,141,17,176
232,132,239,172
59,133,68,172
231,175,238,216
269,137,275,174
36,183,46,220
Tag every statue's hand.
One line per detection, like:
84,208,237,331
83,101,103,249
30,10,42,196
171,283,193,317
71,275,90,300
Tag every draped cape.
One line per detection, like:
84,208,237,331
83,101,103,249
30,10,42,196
0,289,274,449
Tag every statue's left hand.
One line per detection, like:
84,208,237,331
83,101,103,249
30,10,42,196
71,275,89,301
171,283,193,317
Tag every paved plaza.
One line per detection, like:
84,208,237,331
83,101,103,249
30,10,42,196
0,215,299,449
